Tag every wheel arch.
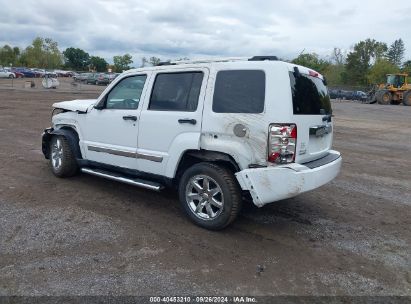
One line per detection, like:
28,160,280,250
42,126,82,159
173,150,241,184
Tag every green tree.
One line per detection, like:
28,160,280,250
149,56,161,66
402,60,411,75
345,39,388,85
367,59,399,84
387,38,405,67
291,53,329,73
63,47,90,70
323,64,345,86
20,37,63,68
113,54,133,72
90,56,108,72
0,45,19,66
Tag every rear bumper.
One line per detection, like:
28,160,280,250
235,150,342,207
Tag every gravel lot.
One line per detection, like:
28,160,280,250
0,78,410,296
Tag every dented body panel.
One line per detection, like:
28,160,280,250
53,99,97,113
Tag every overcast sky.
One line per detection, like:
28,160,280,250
1,0,410,65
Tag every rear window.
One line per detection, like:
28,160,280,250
213,70,265,113
289,72,331,115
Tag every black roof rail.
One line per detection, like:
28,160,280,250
157,61,176,66
248,56,278,61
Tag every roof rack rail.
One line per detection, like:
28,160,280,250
168,57,248,65
152,56,279,66
248,56,278,61
157,61,175,66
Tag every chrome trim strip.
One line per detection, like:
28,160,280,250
87,145,163,162
137,152,163,162
88,145,136,158
81,168,161,191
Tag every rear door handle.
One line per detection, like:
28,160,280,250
178,118,197,125
123,115,137,121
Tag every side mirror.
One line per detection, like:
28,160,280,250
94,98,105,110
94,103,104,110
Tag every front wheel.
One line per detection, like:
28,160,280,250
49,136,78,177
403,91,411,106
178,163,242,230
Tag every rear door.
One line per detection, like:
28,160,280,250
289,70,333,163
137,68,208,176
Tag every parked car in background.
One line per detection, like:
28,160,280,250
13,68,36,78
5,68,24,78
108,73,120,83
76,73,91,82
329,89,352,100
96,73,110,85
85,73,99,84
32,69,45,77
350,91,368,101
0,68,15,78
44,70,58,78
54,70,73,77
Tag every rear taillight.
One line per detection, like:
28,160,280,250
268,124,297,164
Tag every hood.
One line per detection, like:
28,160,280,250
52,99,97,113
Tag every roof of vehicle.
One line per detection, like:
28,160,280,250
124,56,324,80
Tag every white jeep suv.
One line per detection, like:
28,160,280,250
42,56,341,230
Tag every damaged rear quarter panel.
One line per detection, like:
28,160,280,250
200,62,293,170
200,113,268,169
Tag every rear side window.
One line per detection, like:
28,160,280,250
149,72,204,111
213,70,265,113
289,72,332,115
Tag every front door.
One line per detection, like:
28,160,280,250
81,74,150,170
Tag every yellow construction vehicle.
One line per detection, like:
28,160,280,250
369,73,411,106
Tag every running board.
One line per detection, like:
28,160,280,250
81,167,163,191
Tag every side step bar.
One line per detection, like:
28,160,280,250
81,167,163,191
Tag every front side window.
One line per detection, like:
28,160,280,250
149,72,204,111
212,70,265,113
105,75,147,110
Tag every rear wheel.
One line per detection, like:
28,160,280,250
178,162,242,230
8,74,14,79
403,91,411,106
377,90,391,105
49,136,78,177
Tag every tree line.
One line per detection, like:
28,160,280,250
292,38,410,88
0,36,409,87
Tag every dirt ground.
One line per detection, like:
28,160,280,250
0,78,410,296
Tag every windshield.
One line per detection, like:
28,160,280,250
289,72,332,115
387,75,405,87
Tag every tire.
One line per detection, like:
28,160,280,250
49,135,78,177
8,74,14,79
403,91,411,106
178,162,242,230
377,90,391,105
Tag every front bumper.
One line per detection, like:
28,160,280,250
235,150,342,207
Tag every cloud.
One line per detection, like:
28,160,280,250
0,0,410,65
